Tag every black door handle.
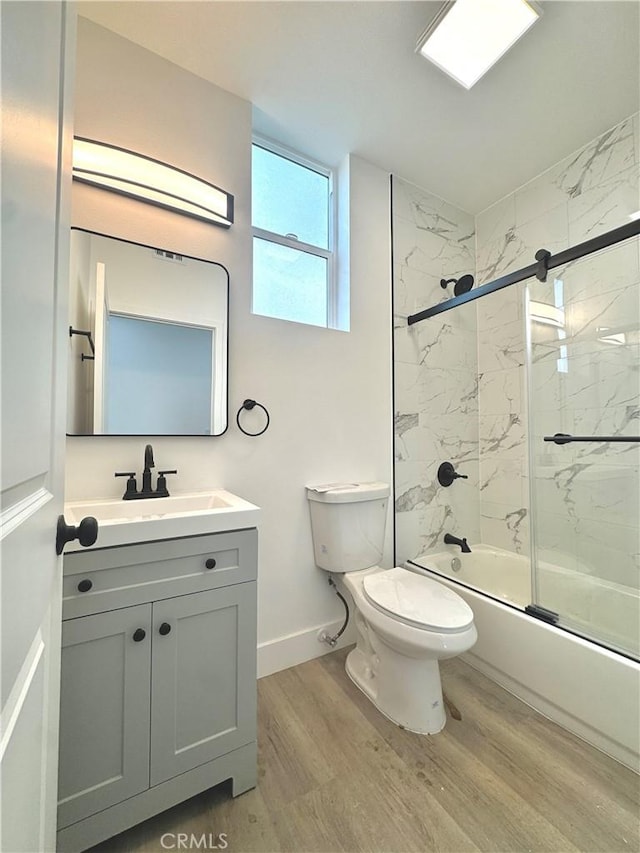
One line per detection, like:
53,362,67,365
77,579,93,593
56,515,98,555
159,622,171,636
205,558,217,569
133,628,146,642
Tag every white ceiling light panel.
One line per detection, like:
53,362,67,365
417,0,541,89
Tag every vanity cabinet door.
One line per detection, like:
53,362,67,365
57,605,152,829
149,583,257,786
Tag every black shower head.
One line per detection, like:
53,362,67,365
440,274,474,296
454,273,474,295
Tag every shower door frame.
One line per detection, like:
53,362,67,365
402,216,640,661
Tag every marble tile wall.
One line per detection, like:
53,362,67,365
394,113,639,597
392,177,478,564
475,113,640,590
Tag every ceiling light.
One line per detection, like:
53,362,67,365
72,138,234,227
530,301,565,328
416,0,541,89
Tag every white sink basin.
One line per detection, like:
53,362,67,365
64,489,260,550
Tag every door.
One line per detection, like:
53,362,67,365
92,260,109,432
0,2,74,850
150,584,257,786
57,605,152,828
527,236,640,659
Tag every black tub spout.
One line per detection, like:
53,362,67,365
444,533,471,553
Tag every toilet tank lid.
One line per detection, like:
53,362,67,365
306,482,390,503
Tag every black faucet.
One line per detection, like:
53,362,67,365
114,444,178,500
141,444,155,495
444,533,471,553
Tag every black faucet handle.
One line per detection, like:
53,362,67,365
438,462,468,487
156,469,177,497
115,472,138,499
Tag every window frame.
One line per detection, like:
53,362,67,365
251,135,337,328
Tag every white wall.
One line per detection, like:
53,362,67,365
87,235,228,329
66,19,393,676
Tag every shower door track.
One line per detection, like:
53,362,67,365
407,216,640,325
407,560,640,664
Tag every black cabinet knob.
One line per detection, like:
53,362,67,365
132,628,146,642
159,622,171,636
205,558,217,570
56,515,99,555
77,579,93,593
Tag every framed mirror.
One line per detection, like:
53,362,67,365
67,229,228,435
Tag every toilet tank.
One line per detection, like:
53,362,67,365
306,482,390,572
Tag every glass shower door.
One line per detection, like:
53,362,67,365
527,236,640,659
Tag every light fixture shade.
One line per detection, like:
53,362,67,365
416,0,541,89
597,327,626,346
72,137,234,227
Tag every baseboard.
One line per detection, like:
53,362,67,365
257,619,356,678
462,651,640,773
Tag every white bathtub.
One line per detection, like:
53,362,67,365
407,545,640,772
411,545,639,658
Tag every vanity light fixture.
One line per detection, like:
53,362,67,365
416,0,541,89
72,137,234,228
530,300,565,328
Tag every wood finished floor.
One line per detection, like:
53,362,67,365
92,648,639,853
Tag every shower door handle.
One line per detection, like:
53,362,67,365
544,433,640,445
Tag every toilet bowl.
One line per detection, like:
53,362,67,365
306,482,477,735
340,566,476,733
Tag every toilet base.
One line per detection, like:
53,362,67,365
345,644,447,735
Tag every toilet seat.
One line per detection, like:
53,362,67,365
362,567,473,633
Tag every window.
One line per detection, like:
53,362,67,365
252,139,335,328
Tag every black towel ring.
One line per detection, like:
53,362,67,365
236,399,270,436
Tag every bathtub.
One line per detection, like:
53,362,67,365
407,545,640,772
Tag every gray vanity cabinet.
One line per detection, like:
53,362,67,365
57,529,258,852
58,604,152,829
150,582,257,785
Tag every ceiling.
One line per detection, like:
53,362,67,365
77,1,639,214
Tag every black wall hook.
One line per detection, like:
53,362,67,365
69,326,96,361
236,399,270,436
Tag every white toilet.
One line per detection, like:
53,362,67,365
306,481,477,734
